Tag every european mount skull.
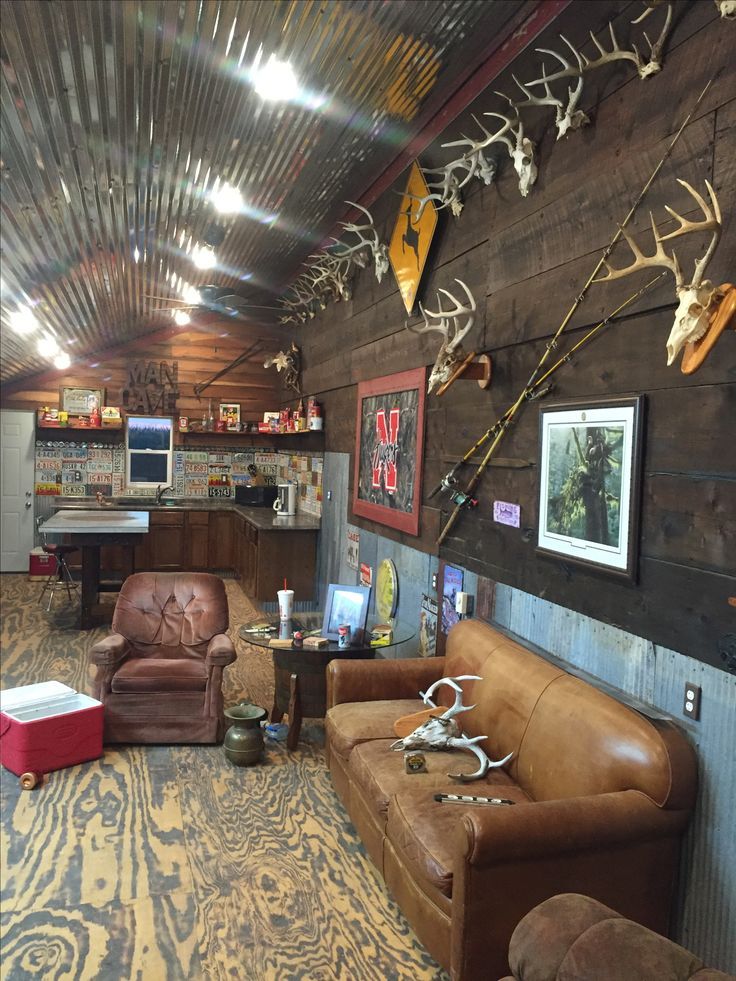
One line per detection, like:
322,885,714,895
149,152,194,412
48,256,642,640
406,279,477,394
594,179,723,366
391,675,513,782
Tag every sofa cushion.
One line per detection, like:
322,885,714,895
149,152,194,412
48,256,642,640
517,676,697,808
326,699,425,759
388,786,533,897
111,658,208,693
442,621,566,785
349,738,516,818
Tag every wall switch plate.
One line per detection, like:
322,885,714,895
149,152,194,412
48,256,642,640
683,682,701,721
431,573,438,591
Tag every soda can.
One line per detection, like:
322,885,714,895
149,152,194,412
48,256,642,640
337,624,351,649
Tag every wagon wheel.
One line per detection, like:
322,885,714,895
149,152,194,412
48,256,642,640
20,771,39,790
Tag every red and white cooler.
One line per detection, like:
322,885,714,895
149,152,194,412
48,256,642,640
0,682,103,786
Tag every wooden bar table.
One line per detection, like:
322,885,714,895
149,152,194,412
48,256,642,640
39,510,149,629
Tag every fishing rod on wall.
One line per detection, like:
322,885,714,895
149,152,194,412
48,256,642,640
431,74,717,546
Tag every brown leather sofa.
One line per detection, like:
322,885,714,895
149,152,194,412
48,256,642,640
325,619,698,981
90,572,236,744
501,893,733,981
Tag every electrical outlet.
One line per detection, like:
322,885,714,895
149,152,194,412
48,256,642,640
431,572,438,591
683,682,701,721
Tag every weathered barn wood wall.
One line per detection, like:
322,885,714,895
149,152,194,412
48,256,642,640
0,316,285,423
295,0,736,671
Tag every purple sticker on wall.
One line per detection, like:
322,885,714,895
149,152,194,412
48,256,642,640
493,501,521,527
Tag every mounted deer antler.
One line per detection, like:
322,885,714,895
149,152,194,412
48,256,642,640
518,44,589,140
333,202,390,282
406,279,477,393
594,179,723,365
391,675,513,782
484,104,538,197
715,0,736,16
527,6,673,87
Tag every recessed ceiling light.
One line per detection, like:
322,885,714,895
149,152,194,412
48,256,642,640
181,284,202,304
253,56,299,102
54,351,71,370
9,306,39,335
174,310,191,326
192,244,217,270
212,182,242,214
37,333,60,358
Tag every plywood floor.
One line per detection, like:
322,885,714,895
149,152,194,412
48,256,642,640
0,575,447,981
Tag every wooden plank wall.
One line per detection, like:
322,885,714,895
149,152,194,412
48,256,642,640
294,0,736,670
0,316,285,423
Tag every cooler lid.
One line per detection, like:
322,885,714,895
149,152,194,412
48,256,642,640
0,681,76,712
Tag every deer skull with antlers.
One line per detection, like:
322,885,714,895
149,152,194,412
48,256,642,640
484,106,538,197
406,279,477,394
594,179,723,365
332,202,390,283
715,0,736,16
391,675,513,782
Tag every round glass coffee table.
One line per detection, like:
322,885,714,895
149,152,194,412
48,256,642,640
239,613,415,749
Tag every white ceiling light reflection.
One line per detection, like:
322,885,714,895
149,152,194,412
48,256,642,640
37,333,60,358
253,56,299,102
212,182,243,214
174,310,191,327
192,244,217,270
181,284,202,304
9,306,39,335
54,351,71,370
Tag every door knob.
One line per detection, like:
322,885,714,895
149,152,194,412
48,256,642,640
25,490,32,496
25,501,33,508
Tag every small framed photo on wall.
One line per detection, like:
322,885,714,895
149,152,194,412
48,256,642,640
536,396,645,581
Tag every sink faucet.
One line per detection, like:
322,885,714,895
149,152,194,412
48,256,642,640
156,484,175,505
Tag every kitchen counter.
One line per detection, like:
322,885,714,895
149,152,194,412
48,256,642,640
52,497,321,532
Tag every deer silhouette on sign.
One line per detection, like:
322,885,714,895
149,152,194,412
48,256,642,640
401,203,421,269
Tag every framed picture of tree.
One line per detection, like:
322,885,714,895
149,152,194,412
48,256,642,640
536,396,645,581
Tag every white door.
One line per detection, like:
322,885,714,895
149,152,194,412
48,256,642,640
1,410,36,571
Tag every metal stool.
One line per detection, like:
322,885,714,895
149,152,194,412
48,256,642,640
37,519,79,611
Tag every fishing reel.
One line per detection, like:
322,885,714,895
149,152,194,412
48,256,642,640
448,489,478,510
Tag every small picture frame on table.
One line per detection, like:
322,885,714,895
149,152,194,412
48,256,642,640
322,584,371,644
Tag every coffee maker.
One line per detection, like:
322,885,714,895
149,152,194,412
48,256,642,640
273,482,297,516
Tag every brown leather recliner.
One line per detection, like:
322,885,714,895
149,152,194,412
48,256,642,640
89,572,237,744
501,894,734,981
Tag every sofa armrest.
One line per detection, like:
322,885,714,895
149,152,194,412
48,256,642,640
450,791,693,981
206,633,237,667
327,656,447,708
90,633,129,668
459,791,690,866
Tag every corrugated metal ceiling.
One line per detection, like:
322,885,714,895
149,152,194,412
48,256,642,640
1,0,531,385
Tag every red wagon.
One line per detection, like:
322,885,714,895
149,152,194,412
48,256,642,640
0,682,103,789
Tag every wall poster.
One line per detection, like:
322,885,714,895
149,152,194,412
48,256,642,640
352,367,426,536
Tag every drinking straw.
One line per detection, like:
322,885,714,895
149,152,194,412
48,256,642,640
284,578,287,590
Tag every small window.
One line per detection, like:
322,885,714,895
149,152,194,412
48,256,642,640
125,415,173,490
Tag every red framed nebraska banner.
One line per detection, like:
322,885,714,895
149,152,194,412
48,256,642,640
352,367,426,536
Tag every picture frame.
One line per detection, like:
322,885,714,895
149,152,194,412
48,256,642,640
322,583,371,643
219,403,240,430
536,396,645,581
59,387,105,416
352,367,426,536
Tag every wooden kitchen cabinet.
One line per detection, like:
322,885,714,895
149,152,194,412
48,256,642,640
208,511,234,570
145,510,186,571
186,511,209,568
